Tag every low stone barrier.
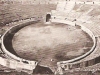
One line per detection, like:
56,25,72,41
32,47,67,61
51,19,96,74
1,18,39,73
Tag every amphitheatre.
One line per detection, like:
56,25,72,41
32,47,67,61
0,0,100,75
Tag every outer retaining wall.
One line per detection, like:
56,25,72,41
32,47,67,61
51,20,96,74
1,18,38,73
55,22,96,64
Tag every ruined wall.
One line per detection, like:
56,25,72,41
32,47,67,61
0,0,100,5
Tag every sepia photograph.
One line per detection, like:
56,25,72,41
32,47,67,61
0,0,100,75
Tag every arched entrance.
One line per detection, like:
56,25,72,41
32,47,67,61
46,14,51,22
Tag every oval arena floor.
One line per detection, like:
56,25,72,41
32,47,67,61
4,22,93,70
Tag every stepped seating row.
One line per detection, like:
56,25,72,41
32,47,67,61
51,1,100,22
52,4,95,21
51,1,75,19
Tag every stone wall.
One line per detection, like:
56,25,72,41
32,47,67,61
1,0,100,5
1,18,38,74
0,0,66,4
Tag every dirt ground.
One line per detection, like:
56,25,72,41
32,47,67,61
7,22,93,71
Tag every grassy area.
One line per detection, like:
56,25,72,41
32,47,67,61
0,4,56,26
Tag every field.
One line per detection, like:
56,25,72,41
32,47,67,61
2,22,93,72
